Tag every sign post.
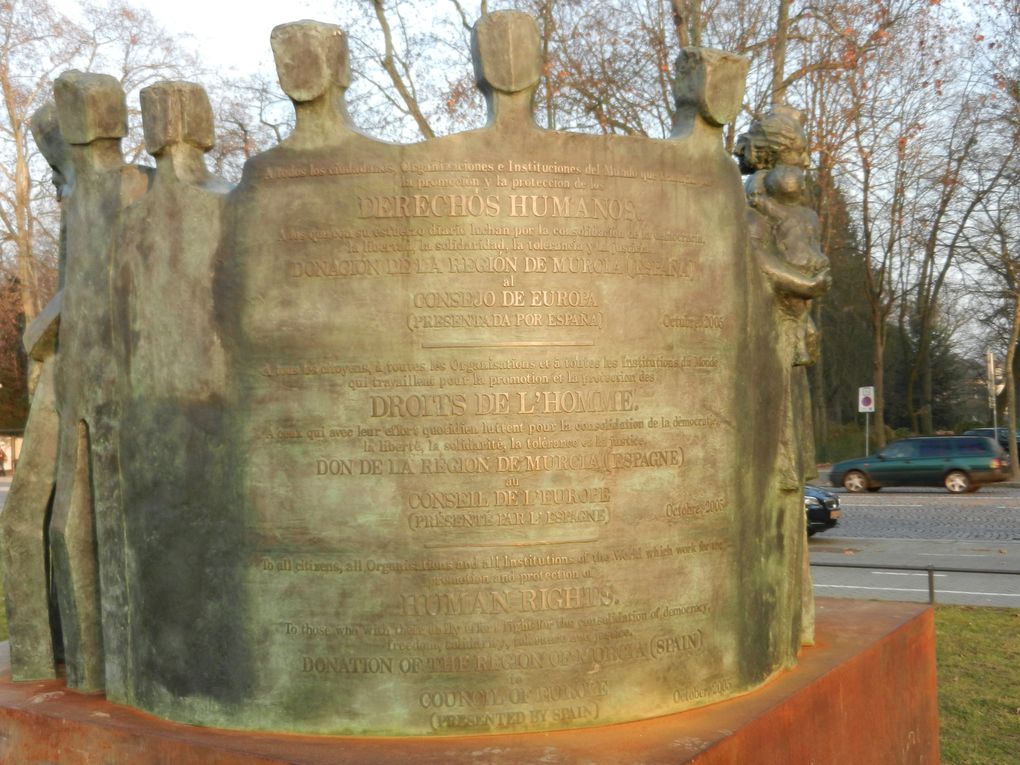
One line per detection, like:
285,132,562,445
987,350,998,437
859,386,875,454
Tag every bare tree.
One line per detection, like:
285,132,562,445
905,92,1011,433
964,182,1020,474
0,0,89,321
839,21,936,447
204,72,291,182
0,0,206,426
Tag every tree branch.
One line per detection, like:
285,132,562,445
371,0,435,139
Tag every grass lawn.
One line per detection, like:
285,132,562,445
936,604,1020,765
0,586,1014,760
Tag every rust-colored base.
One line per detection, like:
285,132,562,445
0,598,939,764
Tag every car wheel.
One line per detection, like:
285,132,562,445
843,471,868,492
944,470,970,493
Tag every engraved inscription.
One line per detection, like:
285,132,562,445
235,138,743,735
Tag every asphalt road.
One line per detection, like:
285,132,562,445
810,483,1020,541
809,483,1020,607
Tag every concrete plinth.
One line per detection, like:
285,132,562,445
0,599,939,764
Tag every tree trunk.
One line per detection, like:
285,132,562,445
1006,295,1020,478
670,0,688,48
900,302,920,434
771,0,792,105
670,0,702,48
540,1,556,130
811,299,828,459
14,131,40,322
920,353,933,434
2,75,41,323
371,0,435,139
872,310,886,449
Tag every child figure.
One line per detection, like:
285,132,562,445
759,165,828,276
737,106,830,367
747,163,828,365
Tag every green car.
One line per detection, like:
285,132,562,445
830,436,1010,494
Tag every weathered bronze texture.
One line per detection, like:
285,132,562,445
736,103,832,644
110,70,236,711
139,80,216,155
2,10,828,736
0,310,61,681
51,70,152,694
672,48,748,133
0,104,68,682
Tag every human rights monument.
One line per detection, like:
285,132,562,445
0,11,845,742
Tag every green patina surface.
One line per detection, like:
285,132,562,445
0,12,813,737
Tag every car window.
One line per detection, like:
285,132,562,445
919,440,952,458
955,438,991,456
882,441,918,459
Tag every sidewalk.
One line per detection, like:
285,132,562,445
809,535,1020,569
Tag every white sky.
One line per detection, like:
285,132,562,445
56,0,348,75
143,1,342,74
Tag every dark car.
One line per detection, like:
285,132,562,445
963,427,1020,453
830,436,1009,494
805,484,840,535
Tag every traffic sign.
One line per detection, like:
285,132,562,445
859,386,875,413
